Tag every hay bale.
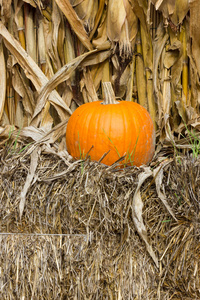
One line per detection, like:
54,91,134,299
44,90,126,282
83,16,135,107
0,142,199,299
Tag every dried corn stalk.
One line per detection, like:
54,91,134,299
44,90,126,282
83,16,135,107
0,0,198,146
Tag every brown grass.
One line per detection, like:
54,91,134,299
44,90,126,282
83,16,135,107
0,137,199,299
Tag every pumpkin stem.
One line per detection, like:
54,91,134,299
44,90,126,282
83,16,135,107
102,82,119,105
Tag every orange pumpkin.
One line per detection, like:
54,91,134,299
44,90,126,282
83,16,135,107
66,82,155,166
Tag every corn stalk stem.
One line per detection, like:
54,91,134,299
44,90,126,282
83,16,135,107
140,23,157,129
15,1,26,50
180,20,188,105
136,27,147,108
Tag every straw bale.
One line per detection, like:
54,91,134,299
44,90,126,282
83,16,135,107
0,140,200,299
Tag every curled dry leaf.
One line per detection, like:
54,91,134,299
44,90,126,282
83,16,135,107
19,147,40,219
164,40,183,88
0,22,72,125
123,0,138,43
153,159,177,221
164,41,183,70
50,1,63,70
70,0,98,32
31,49,111,126
11,65,35,117
23,0,37,8
89,63,106,91
12,118,68,146
170,0,189,26
15,126,48,142
35,119,69,145
107,0,137,56
136,29,148,109
151,0,175,18
132,167,159,268
64,22,76,83
55,0,93,51
80,69,99,103
0,22,48,89
89,0,105,39
31,49,99,125
107,0,126,42
92,8,111,51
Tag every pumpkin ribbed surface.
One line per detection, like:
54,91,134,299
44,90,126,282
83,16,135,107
66,99,155,167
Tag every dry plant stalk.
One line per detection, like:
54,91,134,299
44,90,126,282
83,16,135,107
0,139,199,299
0,0,195,141
0,42,6,121
136,26,147,109
179,20,188,106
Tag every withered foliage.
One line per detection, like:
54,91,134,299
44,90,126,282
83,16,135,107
0,0,199,142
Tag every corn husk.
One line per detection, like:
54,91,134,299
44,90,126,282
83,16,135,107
70,0,98,32
0,41,6,121
55,0,93,50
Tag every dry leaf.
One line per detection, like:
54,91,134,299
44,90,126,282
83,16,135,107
32,49,111,124
0,124,16,140
31,49,101,126
170,0,189,26
90,63,105,91
107,0,126,42
64,22,76,84
19,147,40,218
38,15,46,65
35,119,69,145
24,3,37,62
11,120,68,146
80,68,99,103
16,126,48,142
132,167,159,268
153,23,169,117
49,1,62,71
153,160,177,221
0,0,12,22
123,0,138,43
0,22,72,124
164,40,183,88
11,64,35,117
89,0,105,39
190,0,200,76
151,0,175,18
55,0,93,51
15,100,25,128
70,0,98,32
92,8,111,51
23,0,37,8
0,41,6,121
0,22,50,89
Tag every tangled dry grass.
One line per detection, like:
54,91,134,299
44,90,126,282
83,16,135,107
0,137,199,299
